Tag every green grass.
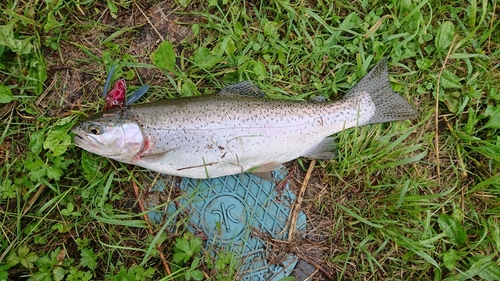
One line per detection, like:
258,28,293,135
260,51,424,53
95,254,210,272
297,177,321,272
1,0,499,280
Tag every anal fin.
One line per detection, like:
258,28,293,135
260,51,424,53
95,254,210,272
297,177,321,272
301,137,337,159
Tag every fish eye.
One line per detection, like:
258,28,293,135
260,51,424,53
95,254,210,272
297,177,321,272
88,124,103,135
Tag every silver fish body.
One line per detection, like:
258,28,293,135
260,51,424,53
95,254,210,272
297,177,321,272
72,58,418,178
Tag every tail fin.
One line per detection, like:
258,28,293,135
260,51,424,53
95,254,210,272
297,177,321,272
345,57,419,124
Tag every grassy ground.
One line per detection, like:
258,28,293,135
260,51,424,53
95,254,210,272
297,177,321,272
1,0,499,280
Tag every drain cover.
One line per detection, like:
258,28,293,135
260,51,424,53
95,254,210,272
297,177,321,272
146,168,307,280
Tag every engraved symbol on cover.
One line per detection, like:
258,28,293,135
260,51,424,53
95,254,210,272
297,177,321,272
203,195,247,241
211,202,239,232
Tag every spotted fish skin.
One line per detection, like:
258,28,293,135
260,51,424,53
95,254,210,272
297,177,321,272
72,58,418,178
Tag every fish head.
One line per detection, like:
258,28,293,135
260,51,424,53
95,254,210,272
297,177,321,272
72,112,145,162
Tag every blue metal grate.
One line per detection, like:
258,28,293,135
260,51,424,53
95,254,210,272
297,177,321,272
146,167,307,280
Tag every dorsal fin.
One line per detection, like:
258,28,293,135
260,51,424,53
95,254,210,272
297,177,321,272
219,81,265,97
310,95,327,103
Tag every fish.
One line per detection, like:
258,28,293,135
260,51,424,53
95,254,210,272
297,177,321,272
72,58,419,179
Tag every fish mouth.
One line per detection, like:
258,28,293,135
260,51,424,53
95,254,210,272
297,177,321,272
72,127,120,157
73,134,90,148
72,131,98,151
72,128,103,152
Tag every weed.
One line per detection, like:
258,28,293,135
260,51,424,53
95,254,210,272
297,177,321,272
172,233,204,280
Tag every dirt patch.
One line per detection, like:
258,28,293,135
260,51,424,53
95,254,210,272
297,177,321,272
38,0,200,118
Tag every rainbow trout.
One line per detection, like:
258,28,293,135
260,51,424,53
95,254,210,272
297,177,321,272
72,58,418,178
